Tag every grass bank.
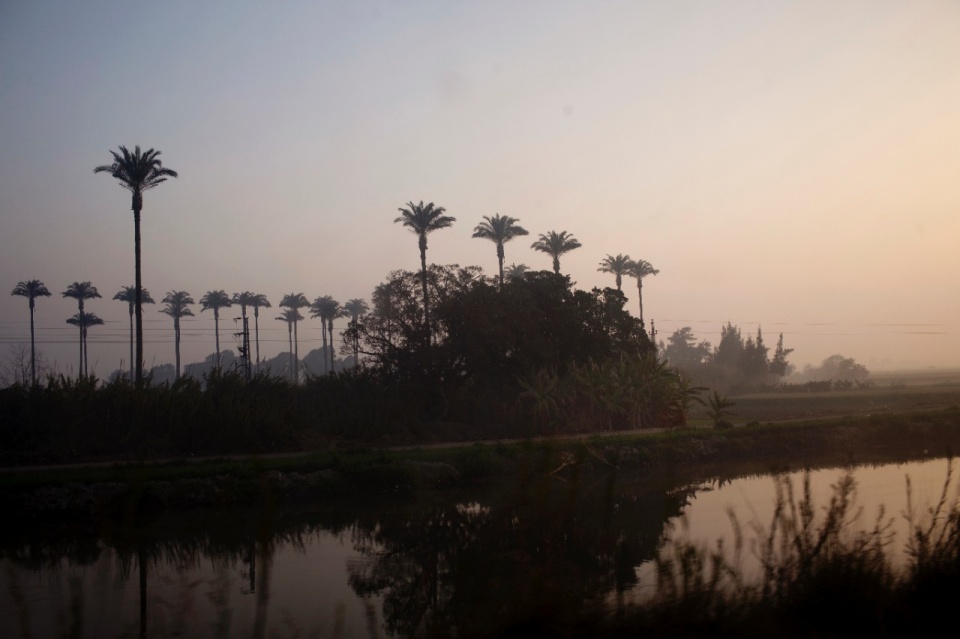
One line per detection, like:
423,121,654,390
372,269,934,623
2,407,958,517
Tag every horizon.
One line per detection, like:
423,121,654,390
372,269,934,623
2,1,958,377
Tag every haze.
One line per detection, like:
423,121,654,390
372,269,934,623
1,0,958,377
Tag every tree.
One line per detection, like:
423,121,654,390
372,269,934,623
62,282,102,377
739,326,770,383
276,307,302,382
504,263,529,282
531,230,582,275
95,145,178,385
113,286,155,382
394,200,456,346
200,290,232,368
66,312,104,377
471,214,529,287
11,279,51,385
662,327,712,372
310,295,338,374
624,259,659,325
769,333,795,379
250,293,271,372
160,290,194,380
343,298,369,366
279,293,309,383
598,254,632,291
712,322,743,371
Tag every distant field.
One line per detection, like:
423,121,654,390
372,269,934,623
691,371,960,424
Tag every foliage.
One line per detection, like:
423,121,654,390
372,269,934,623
706,391,736,428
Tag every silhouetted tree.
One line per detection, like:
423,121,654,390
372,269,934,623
310,295,337,374
279,293,309,383
769,333,795,379
472,214,529,287
66,312,104,376
394,200,456,345
624,259,659,325
250,293,271,372
62,282,101,377
11,279,51,385
200,290,232,368
598,254,632,291
95,145,178,385
343,298,369,366
113,286,155,382
712,323,743,371
276,307,302,382
160,290,194,380
531,230,581,275
662,327,712,372
504,263,529,281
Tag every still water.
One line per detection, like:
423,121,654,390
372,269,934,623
2,456,955,638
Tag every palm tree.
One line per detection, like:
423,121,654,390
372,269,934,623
472,214,529,287
62,282,102,377
233,291,258,374
531,230,582,275
326,302,348,374
11,279,51,385
310,296,337,375
504,263,529,282
624,259,660,326
343,298,369,366
598,254,632,291
160,290,194,380
276,308,302,382
250,293,271,372
279,293,310,383
95,146,178,386
113,286,155,382
200,290,232,368
66,312,104,377
394,200,456,345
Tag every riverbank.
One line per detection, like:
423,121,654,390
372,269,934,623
2,407,958,518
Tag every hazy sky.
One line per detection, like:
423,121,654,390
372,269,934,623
2,0,958,377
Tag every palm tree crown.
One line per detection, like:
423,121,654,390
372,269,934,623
63,282,101,377
200,290,232,367
504,263,530,282
624,259,660,325
67,312,104,377
472,214,529,287
250,293,271,372
12,279,52,385
598,254,633,291
310,295,345,374
343,298,369,367
531,230,582,274
276,307,303,382
95,145,178,386
280,293,310,383
394,200,455,346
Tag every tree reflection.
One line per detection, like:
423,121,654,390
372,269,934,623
348,466,691,637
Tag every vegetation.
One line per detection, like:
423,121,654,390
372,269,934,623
113,285,155,382
10,279,51,385
199,289,232,368
61,281,102,377
624,258,659,325
531,229,582,274
94,145,178,385
472,213,529,287
159,290,194,380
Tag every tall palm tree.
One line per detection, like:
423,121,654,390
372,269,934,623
233,291,258,374
250,293,271,372
598,254,632,291
394,200,456,345
624,259,660,326
326,302,348,375
160,290,194,380
279,293,310,383
62,282,102,378
113,286,155,382
531,230,582,275
472,214,529,287
343,298,369,366
66,312,104,377
95,146,178,386
200,290,232,368
276,308,302,382
504,263,529,282
310,296,337,375
11,279,51,385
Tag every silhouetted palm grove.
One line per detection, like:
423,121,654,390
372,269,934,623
3,146,722,457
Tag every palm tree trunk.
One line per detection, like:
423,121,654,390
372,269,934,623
77,314,83,378
320,320,328,374
327,318,334,374
83,323,89,377
497,243,505,288
293,320,299,384
129,305,135,382
254,308,261,372
214,308,221,368
287,323,293,382
174,317,181,380
553,256,560,274
133,206,144,386
419,239,431,346
638,280,644,326
29,300,36,385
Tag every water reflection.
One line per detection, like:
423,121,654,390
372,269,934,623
1,457,951,638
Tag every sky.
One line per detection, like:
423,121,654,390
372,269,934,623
1,0,958,378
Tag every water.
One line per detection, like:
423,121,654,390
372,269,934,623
1,456,955,638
